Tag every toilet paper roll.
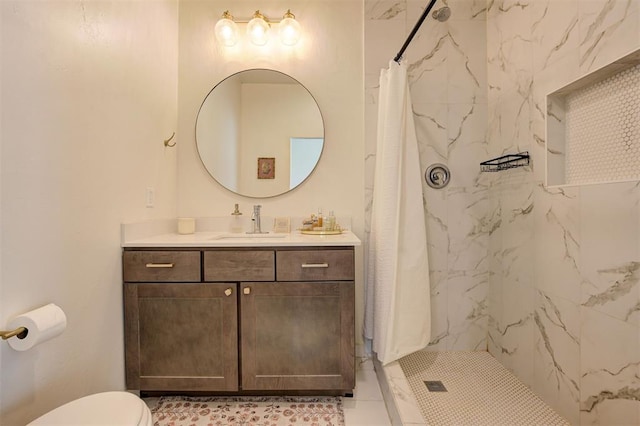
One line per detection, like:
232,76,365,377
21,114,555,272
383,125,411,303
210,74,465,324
7,304,67,351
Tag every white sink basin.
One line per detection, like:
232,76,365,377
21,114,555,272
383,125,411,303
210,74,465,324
210,232,287,240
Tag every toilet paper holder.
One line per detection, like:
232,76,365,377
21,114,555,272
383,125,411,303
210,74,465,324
0,326,27,341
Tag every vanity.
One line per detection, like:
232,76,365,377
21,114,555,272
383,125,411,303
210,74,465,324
121,68,357,395
122,229,359,396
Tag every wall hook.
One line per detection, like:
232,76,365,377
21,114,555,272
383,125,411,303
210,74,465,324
164,132,176,147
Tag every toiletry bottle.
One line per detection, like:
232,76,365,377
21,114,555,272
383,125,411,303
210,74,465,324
317,208,323,228
327,210,336,231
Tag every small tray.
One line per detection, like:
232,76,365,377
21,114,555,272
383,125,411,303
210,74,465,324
300,229,344,235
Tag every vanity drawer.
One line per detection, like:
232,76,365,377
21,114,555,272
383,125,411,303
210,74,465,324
276,249,354,281
204,250,275,282
123,251,201,282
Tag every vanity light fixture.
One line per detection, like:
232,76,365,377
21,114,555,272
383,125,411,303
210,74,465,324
215,9,301,47
214,11,239,46
278,10,301,46
247,11,270,45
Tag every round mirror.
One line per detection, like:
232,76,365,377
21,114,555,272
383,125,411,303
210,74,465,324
196,69,324,198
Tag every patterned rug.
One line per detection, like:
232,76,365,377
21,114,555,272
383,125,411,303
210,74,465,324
147,396,345,426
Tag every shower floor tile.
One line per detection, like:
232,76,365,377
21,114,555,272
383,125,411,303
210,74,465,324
384,351,569,425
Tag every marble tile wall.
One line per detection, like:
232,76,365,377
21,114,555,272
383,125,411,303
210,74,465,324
366,0,640,424
364,0,490,352
487,0,640,424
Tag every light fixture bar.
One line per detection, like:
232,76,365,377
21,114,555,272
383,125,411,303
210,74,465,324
215,9,301,46
221,12,284,24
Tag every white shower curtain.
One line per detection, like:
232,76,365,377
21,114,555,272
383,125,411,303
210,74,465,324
365,60,431,365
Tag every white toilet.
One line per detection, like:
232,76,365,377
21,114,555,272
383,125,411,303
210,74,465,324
27,391,152,425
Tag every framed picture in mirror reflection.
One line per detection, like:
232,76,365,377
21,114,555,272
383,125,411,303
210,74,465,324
258,157,275,179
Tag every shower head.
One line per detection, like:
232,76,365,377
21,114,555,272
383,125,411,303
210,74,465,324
432,6,451,22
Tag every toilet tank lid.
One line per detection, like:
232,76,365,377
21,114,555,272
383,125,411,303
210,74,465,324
28,391,150,426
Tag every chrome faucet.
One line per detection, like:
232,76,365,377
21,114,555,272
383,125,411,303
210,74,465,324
247,205,267,234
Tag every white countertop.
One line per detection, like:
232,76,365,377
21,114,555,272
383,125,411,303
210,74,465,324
122,230,361,248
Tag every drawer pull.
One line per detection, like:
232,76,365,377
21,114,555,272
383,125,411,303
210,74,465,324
243,287,251,295
145,263,175,268
224,288,232,297
301,263,329,268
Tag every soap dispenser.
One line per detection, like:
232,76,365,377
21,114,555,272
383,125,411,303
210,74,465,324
230,204,243,233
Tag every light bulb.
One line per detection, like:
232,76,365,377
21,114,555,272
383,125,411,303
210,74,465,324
279,10,300,46
247,11,270,46
215,11,238,47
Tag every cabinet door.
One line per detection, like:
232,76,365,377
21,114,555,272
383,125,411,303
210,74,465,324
240,282,355,391
124,283,238,391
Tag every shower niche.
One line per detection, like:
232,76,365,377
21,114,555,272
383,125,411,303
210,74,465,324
546,48,640,187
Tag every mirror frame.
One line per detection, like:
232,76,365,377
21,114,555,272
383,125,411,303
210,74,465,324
195,69,325,198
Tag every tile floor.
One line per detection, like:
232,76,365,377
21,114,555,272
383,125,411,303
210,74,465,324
397,351,568,425
143,352,570,426
344,357,393,425
378,351,569,426
142,356,393,426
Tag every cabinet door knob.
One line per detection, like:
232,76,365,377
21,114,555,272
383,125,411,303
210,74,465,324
243,287,251,295
224,288,232,297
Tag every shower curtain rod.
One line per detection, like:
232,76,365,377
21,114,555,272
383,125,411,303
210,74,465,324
393,0,439,63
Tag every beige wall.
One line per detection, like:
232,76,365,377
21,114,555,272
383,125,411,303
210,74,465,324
0,0,364,423
177,0,365,340
0,1,178,424
0,1,364,424
238,83,322,196
177,0,364,223
196,75,241,192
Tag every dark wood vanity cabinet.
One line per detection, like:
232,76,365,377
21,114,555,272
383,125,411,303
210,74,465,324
123,246,355,395
123,282,239,391
240,281,354,391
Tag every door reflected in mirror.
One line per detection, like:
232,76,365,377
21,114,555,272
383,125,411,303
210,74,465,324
290,138,323,188
196,69,324,198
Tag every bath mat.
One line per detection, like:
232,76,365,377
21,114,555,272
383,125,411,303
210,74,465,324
147,395,345,426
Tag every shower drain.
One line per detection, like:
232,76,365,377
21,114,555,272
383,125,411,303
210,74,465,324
424,381,447,392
